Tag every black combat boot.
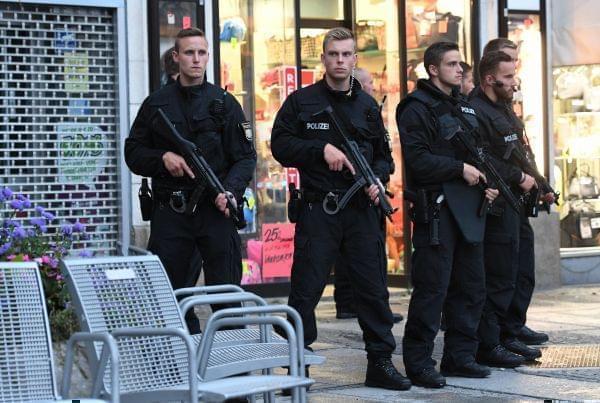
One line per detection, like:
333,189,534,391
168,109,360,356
477,345,525,368
503,338,542,361
365,357,412,390
518,325,549,345
408,367,446,388
440,360,491,378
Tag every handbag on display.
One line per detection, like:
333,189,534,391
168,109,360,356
567,166,600,200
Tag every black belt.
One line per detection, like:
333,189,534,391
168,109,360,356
302,188,369,213
154,187,204,215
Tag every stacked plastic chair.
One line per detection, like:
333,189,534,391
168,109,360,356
60,255,316,402
0,261,117,403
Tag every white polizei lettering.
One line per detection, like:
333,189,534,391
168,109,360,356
460,106,476,115
504,133,518,142
306,122,330,130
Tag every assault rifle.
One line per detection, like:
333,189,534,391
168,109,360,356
504,141,560,216
444,125,522,216
314,105,397,221
152,108,246,229
441,104,522,216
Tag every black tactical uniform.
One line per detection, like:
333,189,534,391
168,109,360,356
334,117,396,320
397,79,488,381
470,88,540,358
125,79,256,333
469,86,527,360
271,78,399,365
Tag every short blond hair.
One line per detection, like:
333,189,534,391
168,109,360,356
322,27,355,52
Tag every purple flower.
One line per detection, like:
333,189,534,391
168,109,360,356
78,249,93,258
30,217,46,228
30,218,48,233
3,219,18,229
72,221,85,233
42,211,55,220
9,199,24,211
0,242,12,255
11,227,26,239
22,198,32,208
35,206,45,214
2,188,13,199
61,224,73,236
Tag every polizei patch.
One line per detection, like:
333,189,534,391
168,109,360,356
306,122,330,130
460,106,476,115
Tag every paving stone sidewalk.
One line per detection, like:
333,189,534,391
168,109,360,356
274,284,600,402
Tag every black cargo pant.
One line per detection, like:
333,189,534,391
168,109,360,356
289,200,396,358
501,215,535,340
333,257,355,314
477,206,520,350
335,216,390,314
403,205,486,376
148,196,242,334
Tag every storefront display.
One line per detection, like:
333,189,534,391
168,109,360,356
405,0,472,93
507,13,545,171
554,64,600,247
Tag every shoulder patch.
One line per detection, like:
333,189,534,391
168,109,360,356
240,121,253,142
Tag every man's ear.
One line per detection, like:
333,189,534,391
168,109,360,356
172,50,179,63
428,64,438,78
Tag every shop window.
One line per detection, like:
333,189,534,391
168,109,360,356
148,0,204,91
301,0,344,20
405,0,472,92
507,14,544,173
554,64,600,248
219,0,297,284
354,0,403,274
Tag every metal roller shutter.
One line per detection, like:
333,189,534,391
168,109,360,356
0,2,122,255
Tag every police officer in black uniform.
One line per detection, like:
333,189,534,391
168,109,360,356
482,39,553,347
271,27,411,391
333,67,403,324
124,28,256,333
470,50,543,365
396,42,498,388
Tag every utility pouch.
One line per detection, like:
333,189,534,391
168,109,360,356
287,183,302,223
138,178,153,221
412,189,430,224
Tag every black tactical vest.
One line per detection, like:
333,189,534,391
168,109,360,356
401,89,487,244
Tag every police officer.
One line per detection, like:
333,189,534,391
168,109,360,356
396,41,498,388
470,50,542,367
333,67,403,324
124,28,256,333
482,38,553,346
271,27,411,391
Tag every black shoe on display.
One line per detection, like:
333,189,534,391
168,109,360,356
393,313,404,323
408,367,446,388
476,345,525,368
518,325,549,345
336,310,358,319
503,338,542,361
365,357,412,390
440,361,491,378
